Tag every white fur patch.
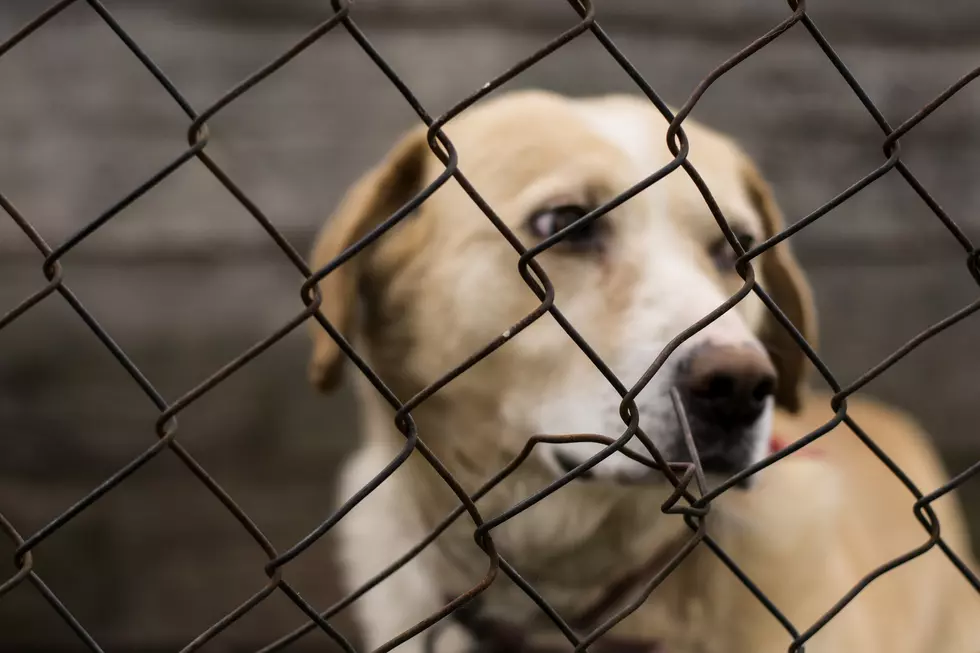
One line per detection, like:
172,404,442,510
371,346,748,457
574,101,667,176
334,444,469,653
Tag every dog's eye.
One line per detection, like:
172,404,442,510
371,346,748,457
710,229,757,271
527,205,602,250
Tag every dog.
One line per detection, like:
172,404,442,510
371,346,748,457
307,90,980,652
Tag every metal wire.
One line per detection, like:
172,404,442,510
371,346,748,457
2,1,979,652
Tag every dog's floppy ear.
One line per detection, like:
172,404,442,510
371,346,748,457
308,127,429,392
742,162,817,413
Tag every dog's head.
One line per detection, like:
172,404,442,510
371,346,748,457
308,91,815,487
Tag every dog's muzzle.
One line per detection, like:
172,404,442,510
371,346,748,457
673,342,775,477
547,343,776,486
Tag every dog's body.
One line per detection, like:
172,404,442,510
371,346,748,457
309,91,980,652
338,395,979,653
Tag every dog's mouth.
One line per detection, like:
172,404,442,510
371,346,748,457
552,448,754,490
552,449,670,486
553,450,598,480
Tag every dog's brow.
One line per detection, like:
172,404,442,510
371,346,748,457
727,214,759,233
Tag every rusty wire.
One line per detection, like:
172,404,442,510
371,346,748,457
2,0,980,652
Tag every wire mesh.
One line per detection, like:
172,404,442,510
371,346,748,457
2,1,979,652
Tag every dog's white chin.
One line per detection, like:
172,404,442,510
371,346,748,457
540,441,668,484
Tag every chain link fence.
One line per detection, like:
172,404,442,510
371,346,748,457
2,0,980,651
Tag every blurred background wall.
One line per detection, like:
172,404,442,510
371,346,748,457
2,1,979,650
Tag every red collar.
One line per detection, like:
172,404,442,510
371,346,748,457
769,434,822,458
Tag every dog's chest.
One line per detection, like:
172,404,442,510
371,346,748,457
432,571,721,653
427,503,719,652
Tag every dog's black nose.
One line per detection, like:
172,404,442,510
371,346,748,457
678,344,776,429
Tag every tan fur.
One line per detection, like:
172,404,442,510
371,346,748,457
308,90,979,652
584,393,980,652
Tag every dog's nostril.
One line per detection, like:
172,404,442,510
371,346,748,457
700,373,736,401
680,344,778,427
690,370,773,408
752,377,776,403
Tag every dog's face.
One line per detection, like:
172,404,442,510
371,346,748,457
309,91,815,489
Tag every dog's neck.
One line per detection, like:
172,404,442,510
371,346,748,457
430,601,666,653
427,530,692,653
